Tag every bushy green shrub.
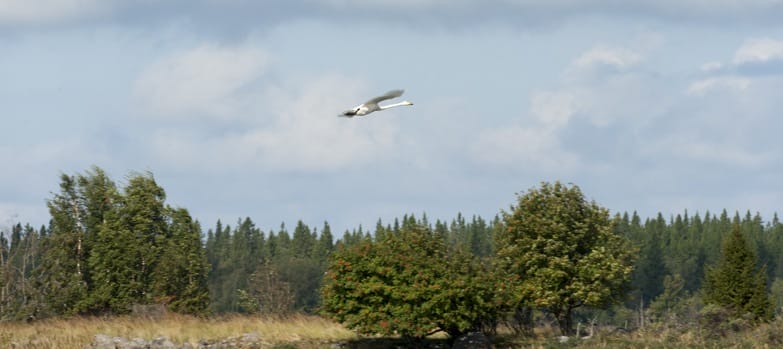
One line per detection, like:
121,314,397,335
320,223,506,339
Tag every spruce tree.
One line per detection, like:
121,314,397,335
769,213,783,280
152,208,210,314
703,224,772,321
206,220,233,312
0,231,7,313
468,215,492,257
632,220,665,306
39,170,117,315
313,221,334,264
88,173,167,313
292,220,314,258
33,168,212,317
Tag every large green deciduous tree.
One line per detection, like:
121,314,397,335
703,224,772,322
495,182,635,336
321,221,504,339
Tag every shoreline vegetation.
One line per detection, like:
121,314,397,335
4,313,783,348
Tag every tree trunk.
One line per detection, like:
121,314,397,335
555,307,574,336
511,305,534,337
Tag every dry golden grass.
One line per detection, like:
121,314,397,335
0,314,357,349
6,314,783,349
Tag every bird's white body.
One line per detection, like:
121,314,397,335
341,89,413,117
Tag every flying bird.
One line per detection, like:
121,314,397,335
340,89,413,117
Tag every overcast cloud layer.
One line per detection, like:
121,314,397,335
2,1,782,233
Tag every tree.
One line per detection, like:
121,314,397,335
770,278,783,317
632,217,665,307
280,256,323,313
0,224,44,320
4,167,214,318
321,221,503,339
494,182,636,336
238,259,295,316
648,274,687,323
87,172,167,313
313,221,334,264
38,168,118,315
151,208,210,315
769,214,783,280
292,220,315,258
206,220,235,313
703,224,772,322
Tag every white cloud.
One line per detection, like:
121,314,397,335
0,0,114,25
700,61,723,71
651,136,771,167
147,75,399,173
565,38,659,81
469,38,667,172
529,91,575,128
469,126,579,172
686,76,751,96
733,38,783,64
556,39,669,127
468,90,579,171
677,40,782,168
692,38,783,95
133,43,269,120
320,0,783,18
317,0,461,8
681,142,769,167
572,46,643,71
244,77,399,172
5,0,782,33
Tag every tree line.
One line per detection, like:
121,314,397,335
1,167,781,339
1,167,209,318
0,167,498,320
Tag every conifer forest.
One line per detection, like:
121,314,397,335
2,167,782,340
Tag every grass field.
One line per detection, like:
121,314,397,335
0,314,357,349
3,314,783,348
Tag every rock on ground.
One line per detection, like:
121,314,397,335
451,332,493,349
86,333,267,349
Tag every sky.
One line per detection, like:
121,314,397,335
2,0,783,235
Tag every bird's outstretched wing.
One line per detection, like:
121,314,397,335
364,89,404,105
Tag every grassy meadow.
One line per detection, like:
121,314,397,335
0,314,356,349
4,314,783,348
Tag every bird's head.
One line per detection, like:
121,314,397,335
403,100,413,106
341,108,359,117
